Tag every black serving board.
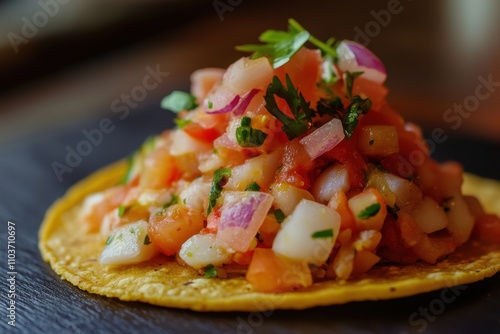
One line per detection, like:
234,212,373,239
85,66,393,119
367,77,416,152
1,104,499,334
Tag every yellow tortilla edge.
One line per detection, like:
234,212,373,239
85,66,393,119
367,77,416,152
39,161,500,312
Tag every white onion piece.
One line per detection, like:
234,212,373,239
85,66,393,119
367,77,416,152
216,191,274,252
299,118,345,160
169,129,212,156
337,40,387,84
272,199,340,266
445,195,474,244
311,164,350,203
99,220,158,265
412,196,448,234
179,234,231,269
179,177,212,213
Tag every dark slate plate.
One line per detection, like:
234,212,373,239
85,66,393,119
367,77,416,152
1,105,499,334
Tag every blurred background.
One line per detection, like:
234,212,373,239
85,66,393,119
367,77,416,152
0,0,499,146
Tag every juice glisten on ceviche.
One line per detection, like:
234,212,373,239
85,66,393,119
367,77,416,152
39,19,500,311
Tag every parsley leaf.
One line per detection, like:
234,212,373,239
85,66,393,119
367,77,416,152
264,74,314,140
311,229,334,239
236,20,310,68
236,116,268,147
245,182,261,191
273,209,286,223
207,168,231,215
357,203,381,219
174,118,192,129
117,205,129,217
204,264,217,278
343,95,372,139
161,91,198,113
344,71,364,100
155,194,179,216
288,19,339,58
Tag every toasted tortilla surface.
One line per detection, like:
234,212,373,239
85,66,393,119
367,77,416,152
39,161,500,311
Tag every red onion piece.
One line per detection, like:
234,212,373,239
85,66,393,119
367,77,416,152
337,40,387,84
233,89,260,115
205,94,240,114
299,118,345,160
216,191,274,252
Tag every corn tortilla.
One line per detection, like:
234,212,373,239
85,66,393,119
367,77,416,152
39,161,500,311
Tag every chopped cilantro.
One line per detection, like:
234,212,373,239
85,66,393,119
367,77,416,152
264,74,314,140
117,205,129,217
208,100,213,109
204,264,217,278
316,96,343,118
141,135,156,154
144,234,151,245
174,118,192,129
344,71,363,100
358,203,381,219
207,168,231,215
245,182,261,191
236,116,268,147
120,155,134,185
237,19,338,68
105,235,114,246
273,209,286,223
311,228,334,239
161,91,198,113
343,95,372,139
155,194,179,216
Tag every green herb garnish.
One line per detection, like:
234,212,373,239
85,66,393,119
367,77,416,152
344,71,363,100
174,118,192,129
358,203,381,219
311,228,334,239
204,264,217,278
273,209,286,223
105,235,114,246
236,116,268,147
387,204,400,218
161,91,198,113
236,19,338,68
264,74,314,140
144,234,152,245
245,182,261,191
342,95,372,139
119,155,134,185
117,205,129,217
207,168,232,215
155,194,180,216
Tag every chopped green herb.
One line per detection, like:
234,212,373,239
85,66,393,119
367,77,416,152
245,182,261,191
117,205,129,217
212,148,218,154
105,235,114,246
342,95,372,139
358,203,381,219
237,19,338,68
207,168,232,215
316,96,343,118
186,251,193,258
369,139,375,146
273,209,286,223
119,155,134,185
311,228,334,239
161,91,198,113
387,204,400,218
236,116,268,147
344,71,363,100
407,176,413,182
144,234,152,245
155,194,180,216
208,100,213,109
174,118,192,129
141,136,156,154
264,74,315,140
204,264,217,278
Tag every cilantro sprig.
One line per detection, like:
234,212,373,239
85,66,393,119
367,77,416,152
207,168,231,215
237,18,338,68
161,91,198,113
264,74,315,140
357,203,381,219
236,116,268,147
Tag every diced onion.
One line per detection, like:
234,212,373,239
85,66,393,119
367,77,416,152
337,40,387,84
299,118,344,160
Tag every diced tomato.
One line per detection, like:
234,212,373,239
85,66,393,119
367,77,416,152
202,206,221,234
258,215,281,247
322,138,367,189
140,146,180,189
348,188,387,231
246,248,312,293
148,204,204,256
411,233,457,264
359,105,404,129
350,77,388,111
276,139,315,189
183,122,221,142
232,250,254,265
396,211,422,248
328,191,357,232
351,250,380,277
474,214,500,243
